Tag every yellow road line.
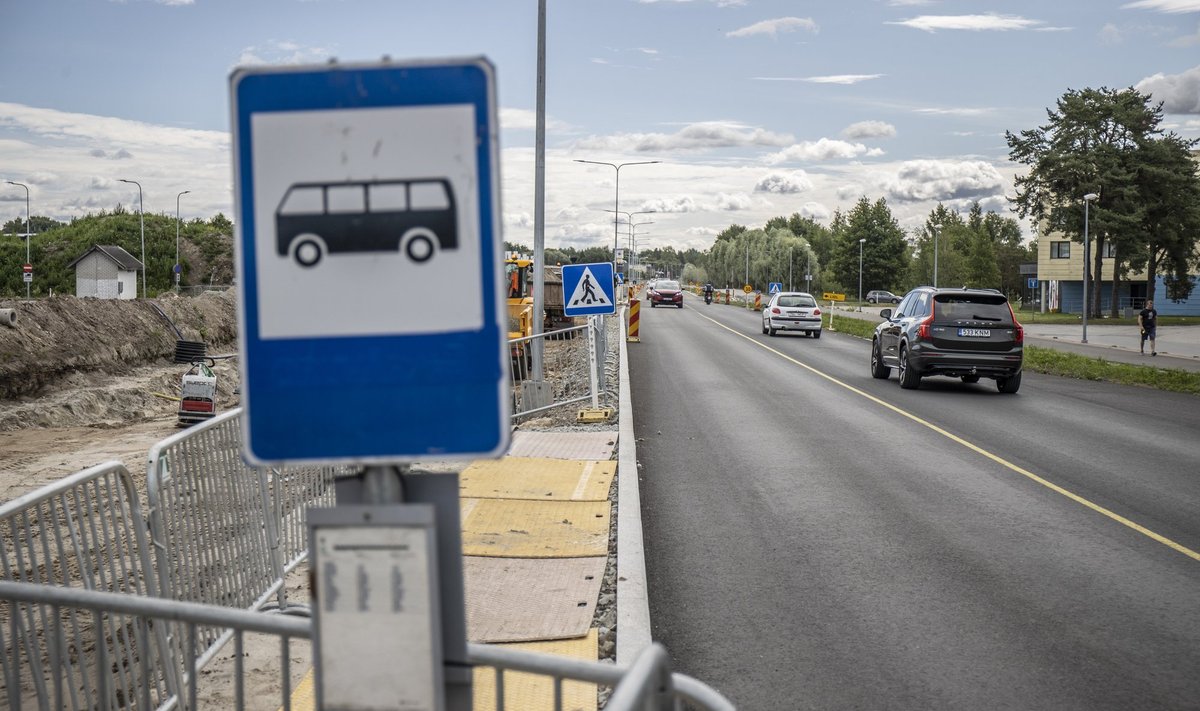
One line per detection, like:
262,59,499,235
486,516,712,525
698,311,1200,563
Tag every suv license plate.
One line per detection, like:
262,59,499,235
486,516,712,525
959,328,991,337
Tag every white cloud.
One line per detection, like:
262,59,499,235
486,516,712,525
638,196,699,213
763,138,882,164
499,108,571,132
914,106,994,116
842,121,896,139
888,14,1045,32
797,202,832,220
1122,0,1200,13
1168,23,1200,45
710,193,754,211
1099,23,1125,44
0,103,230,220
727,17,818,38
754,171,814,194
880,160,1005,202
234,40,334,67
801,74,885,85
572,121,793,153
1135,65,1200,113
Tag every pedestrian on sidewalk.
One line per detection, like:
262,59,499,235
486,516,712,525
1138,299,1158,355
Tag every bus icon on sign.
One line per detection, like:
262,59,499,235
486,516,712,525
275,178,457,267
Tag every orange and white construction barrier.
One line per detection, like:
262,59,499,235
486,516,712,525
627,299,641,342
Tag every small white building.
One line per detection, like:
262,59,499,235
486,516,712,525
68,245,143,300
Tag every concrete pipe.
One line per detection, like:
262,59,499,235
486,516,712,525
0,308,16,328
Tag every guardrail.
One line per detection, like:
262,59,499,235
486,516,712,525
0,462,179,710
145,409,343,671
510,317,612,420
0,580,735,711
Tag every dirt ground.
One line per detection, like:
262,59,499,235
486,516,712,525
0,291,240,501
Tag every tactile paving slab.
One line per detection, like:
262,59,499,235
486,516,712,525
472,630,598,711
464,556,606,643
507,430,617,461
460,498,610,558
459,457,615,501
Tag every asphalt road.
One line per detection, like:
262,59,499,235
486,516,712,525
629,299,1200,710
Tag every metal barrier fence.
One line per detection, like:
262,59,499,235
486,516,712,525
145,408,342,672
0,462,179,710
0,580,735,711
510,316,613,420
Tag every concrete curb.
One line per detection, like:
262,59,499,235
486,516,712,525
615,306,652,664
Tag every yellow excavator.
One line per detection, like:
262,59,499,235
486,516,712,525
505,256,535,377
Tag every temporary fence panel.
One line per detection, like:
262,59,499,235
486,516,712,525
0,581,735,711
0,462,178,711
145,408,341,671
508,317,619,422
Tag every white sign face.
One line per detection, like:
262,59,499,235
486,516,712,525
251,105,481,340
315,525,440,709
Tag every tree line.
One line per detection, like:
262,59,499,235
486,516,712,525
0,207,235,298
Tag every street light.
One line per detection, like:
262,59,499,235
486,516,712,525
175,190,190,292
931,224,941,288
1082,192,1099,344
119,179,145,298
858,238,866,310
603,208,656,270
574,159,659,266
7,181,30,298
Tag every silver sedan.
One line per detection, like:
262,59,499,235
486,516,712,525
761,291,823,337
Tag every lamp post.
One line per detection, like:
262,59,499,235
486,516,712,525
175,190,190,292
931,224,940,288
1082,192,1099,344
858,238,866,310
119,179,145,298
603,208,655,272
7,181,30,298
575,159,659,266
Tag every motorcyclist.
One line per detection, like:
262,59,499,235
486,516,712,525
703,282,714,304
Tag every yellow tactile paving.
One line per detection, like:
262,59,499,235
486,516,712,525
473,630,599,711
460,498,610,558
285,631,597,711
281,668,316,711
459,457,615,502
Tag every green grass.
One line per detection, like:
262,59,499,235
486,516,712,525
828,313,1200,396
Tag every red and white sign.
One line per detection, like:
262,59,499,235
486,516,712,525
22,263,32,273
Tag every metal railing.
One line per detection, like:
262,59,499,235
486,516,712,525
0,462,180,710
145,409,342,671
0,580,734,711
510,316,613,420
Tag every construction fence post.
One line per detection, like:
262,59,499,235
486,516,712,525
627,299,641,342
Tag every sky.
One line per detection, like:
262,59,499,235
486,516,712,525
1,0,1199,255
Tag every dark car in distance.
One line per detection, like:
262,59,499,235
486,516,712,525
870,286,1024,393
648,279,684,308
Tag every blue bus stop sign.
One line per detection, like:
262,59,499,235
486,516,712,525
231,58,508,465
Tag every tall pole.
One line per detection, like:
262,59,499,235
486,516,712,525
858,238,866,309
574,159,659,269
932,225,939,288
1082,193,1098,344
175,190,190,293
532,0,547,378
7,181,30,298
119,179,145,298
788,247,793,291
806,251,812,294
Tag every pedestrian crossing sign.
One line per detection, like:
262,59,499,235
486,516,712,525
769,282,782,294
562,262,616,316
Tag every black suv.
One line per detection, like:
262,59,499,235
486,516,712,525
870,287,1024,393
